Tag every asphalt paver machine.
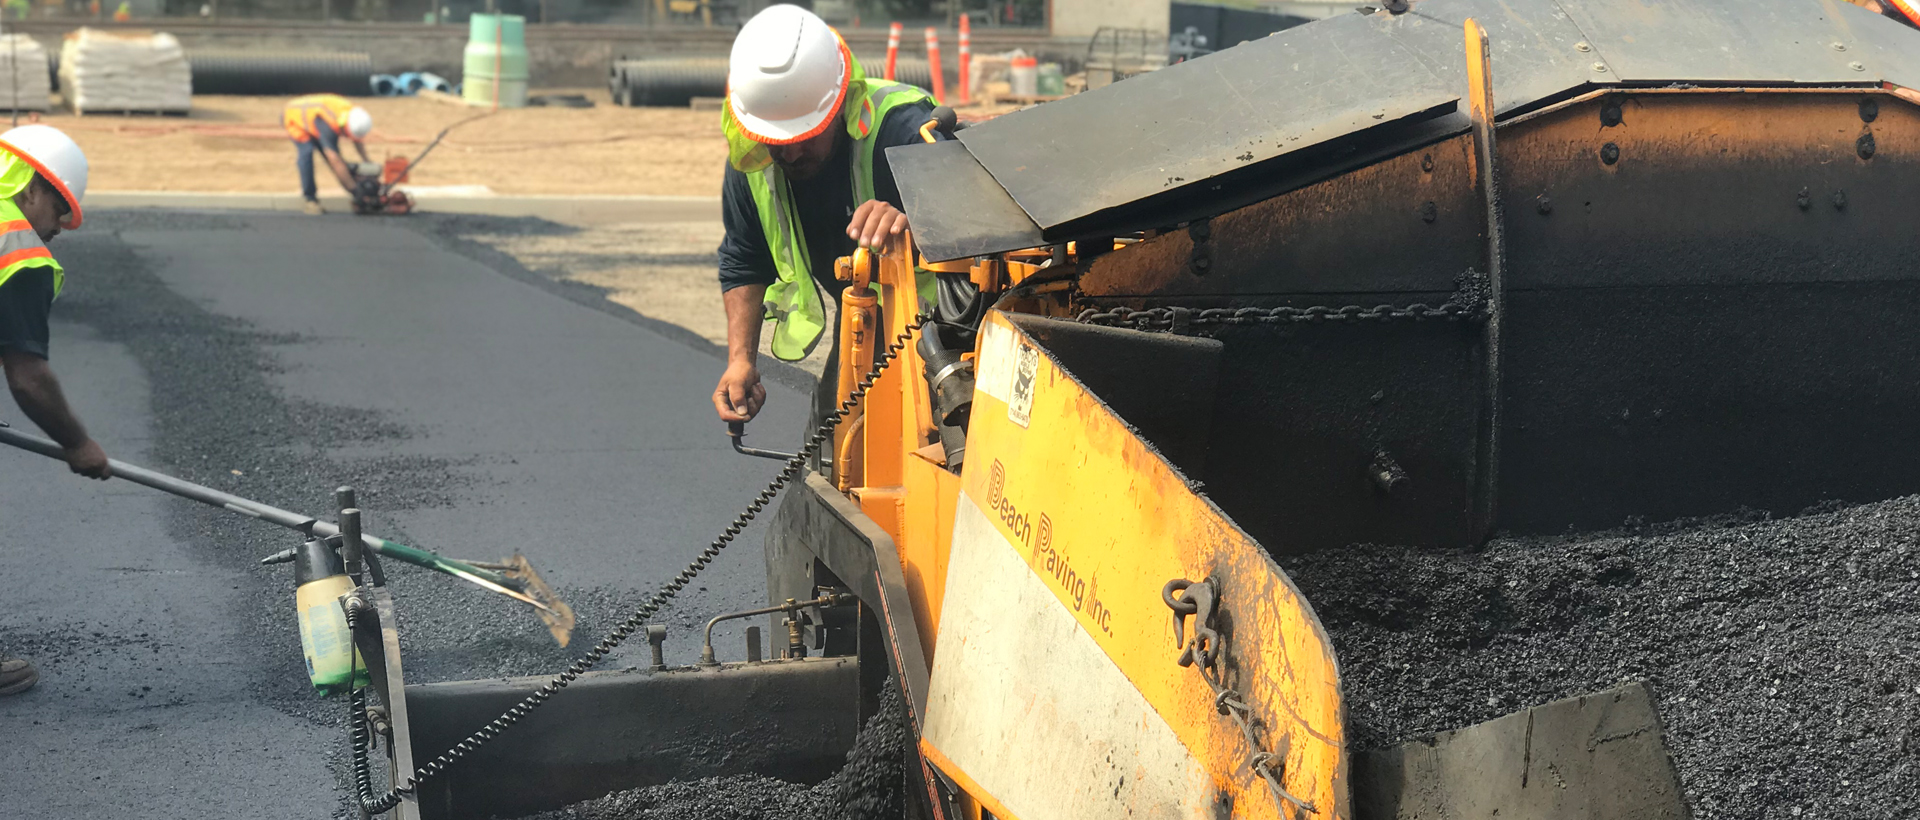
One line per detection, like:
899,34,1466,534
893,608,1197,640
327,2,1920,817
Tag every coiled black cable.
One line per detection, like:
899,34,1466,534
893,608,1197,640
348,314,932,815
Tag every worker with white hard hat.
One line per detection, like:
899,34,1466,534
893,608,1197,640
713,3,943,434
0,123,107,698
283,93,373,215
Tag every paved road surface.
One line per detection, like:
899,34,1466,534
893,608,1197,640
0,209,806,817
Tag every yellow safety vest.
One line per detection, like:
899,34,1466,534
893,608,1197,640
724,60,935,361
0,153,62,297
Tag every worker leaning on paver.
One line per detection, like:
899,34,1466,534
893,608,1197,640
284,93,373,215
0,124,107,697
711,4,946,433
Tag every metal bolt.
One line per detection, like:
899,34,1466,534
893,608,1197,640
1188,219,1211,241
1850,61,1866,72
1370,451,1408,494
1600,142,1620,165
1832,42,1848,52
1600,100,1623,127
1191,250,1211,273
1592,62,1609,73
647,624,670,670
1575,41,1591,52
1858,131,1877,160
1420,153,1434,173
1536,194,1553,215
1797,187,1812,211
1420,201,1437,223
1833,190,1848,210
1861,98,1879,123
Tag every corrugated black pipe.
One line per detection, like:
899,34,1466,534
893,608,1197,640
188,52,375,97
609,57,951,108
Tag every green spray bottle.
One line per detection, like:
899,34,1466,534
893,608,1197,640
292,537,369,695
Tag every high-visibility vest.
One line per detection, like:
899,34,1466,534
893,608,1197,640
284,94,355,143
724,69,935,362
0,153,62,297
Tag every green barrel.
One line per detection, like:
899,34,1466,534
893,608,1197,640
463,13,529,108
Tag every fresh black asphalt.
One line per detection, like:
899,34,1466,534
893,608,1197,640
0,209,806,818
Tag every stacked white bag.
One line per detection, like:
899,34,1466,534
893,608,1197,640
0,36,51,113
60,28,191,115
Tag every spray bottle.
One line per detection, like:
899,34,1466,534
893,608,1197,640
292,537,369,695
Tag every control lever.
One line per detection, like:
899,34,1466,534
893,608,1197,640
727,421,797,461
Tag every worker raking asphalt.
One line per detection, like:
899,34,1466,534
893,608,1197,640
1279,499,1920,820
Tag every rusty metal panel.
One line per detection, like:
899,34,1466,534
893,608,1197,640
1066,88,1920,551
1080,134,1482,298
1498,91,1920,290
1556,0,1873,84
886,140,1042,263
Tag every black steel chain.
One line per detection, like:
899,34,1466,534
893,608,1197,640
1164,579,1319,816
345,315,934,816
1075,269,1490,334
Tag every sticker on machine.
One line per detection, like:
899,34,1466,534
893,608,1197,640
975,321,1017,404
1008,342,1038,427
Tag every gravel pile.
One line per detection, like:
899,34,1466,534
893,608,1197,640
525,678,910,820
1278,500,1920,820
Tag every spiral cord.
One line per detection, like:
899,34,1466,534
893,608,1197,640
347,315,932,815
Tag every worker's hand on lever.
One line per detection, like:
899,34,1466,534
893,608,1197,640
847,200,909,252
64,438,110,480
714,360,766,423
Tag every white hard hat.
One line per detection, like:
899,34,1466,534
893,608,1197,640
346,107,373,140
0,124,87,230
727,4,850,144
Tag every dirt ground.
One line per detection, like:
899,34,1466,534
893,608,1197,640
48,89,728,195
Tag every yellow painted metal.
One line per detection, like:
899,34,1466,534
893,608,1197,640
833,250,880,492
900,442,958,661
830,236,949,671
922,311,1349,819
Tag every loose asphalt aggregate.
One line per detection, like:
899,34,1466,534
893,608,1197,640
1280,501,1920,820
524,677,910,820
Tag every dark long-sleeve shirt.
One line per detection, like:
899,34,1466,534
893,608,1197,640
0,268,55,359
717,100,943,295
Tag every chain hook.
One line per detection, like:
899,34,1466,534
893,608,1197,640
1163,577,1221,669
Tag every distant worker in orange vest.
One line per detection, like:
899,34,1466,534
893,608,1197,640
283,93,372,216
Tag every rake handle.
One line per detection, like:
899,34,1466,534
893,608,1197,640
0,423,519,591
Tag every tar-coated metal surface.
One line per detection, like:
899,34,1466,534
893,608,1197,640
886,140,1042,262
1555,0,1876,84
0,209,805,818
901,0,1920,253
956,7,1460,233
